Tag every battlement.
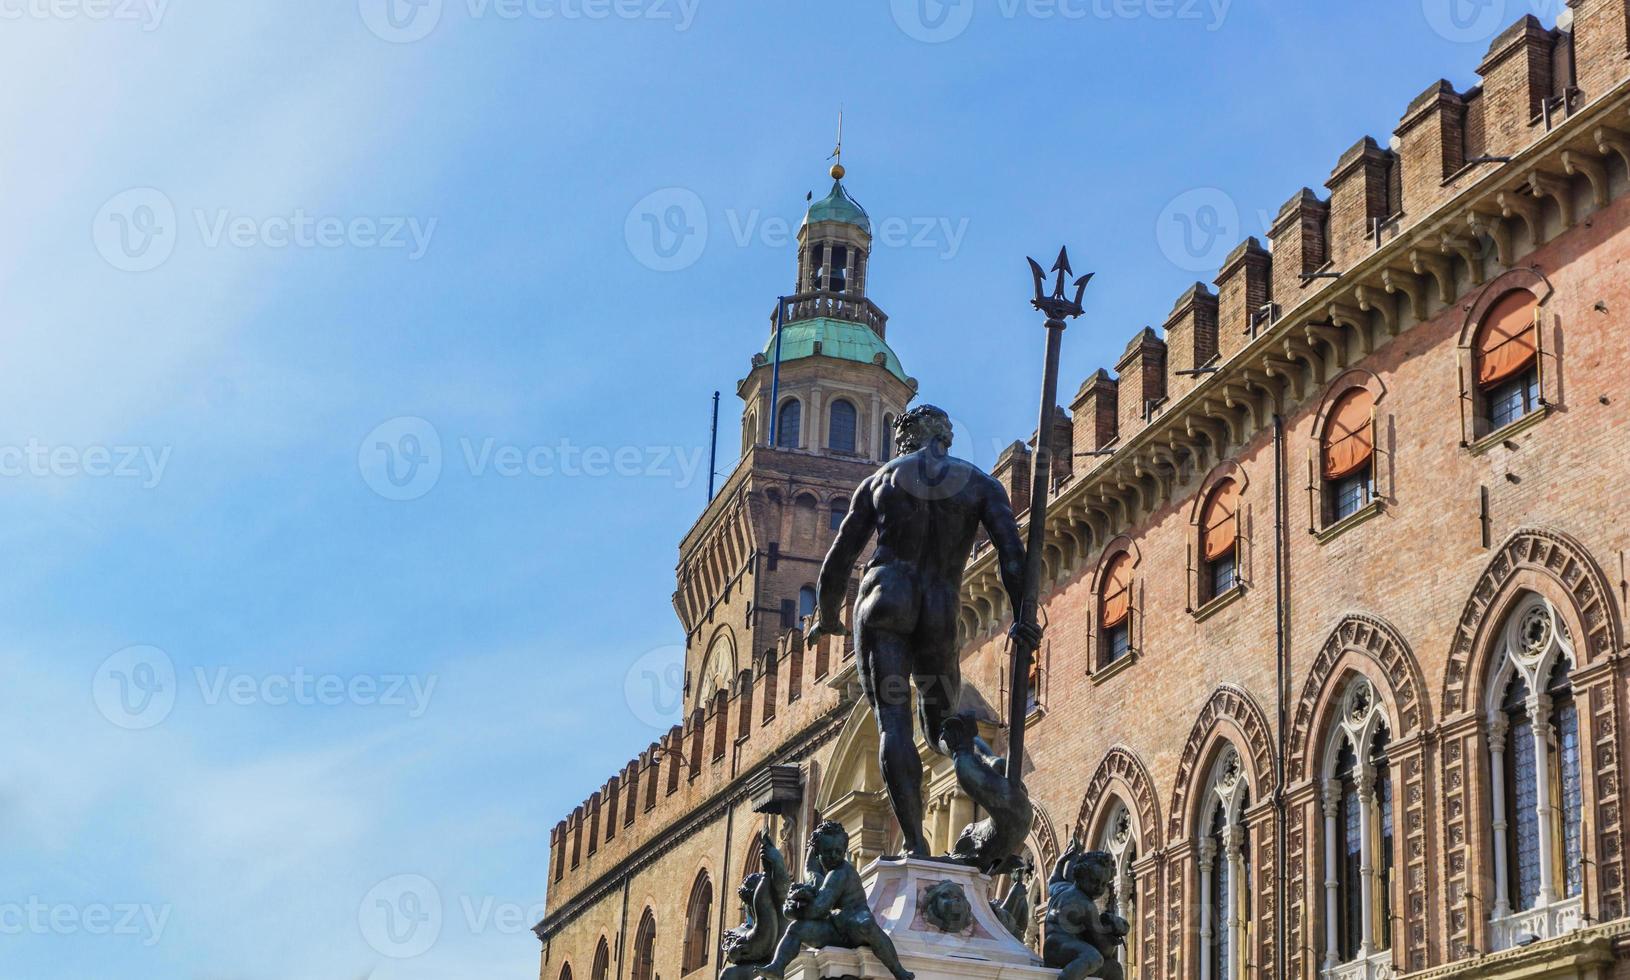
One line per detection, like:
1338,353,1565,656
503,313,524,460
544,626,851,909
955,0,1630,637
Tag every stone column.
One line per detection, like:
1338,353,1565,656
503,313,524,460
1530,691,1557,908
1489,716,1512,917
1323,786,1341,970
1356,778,1376,957
1199,840,1216,980
1226,825,1245,977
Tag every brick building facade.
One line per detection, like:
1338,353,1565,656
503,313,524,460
536,6,1630,980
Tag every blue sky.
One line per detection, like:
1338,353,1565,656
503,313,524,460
2,0,1556,976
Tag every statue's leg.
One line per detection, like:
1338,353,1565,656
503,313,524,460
853,920,914,980
913,587,961,757
1058,942,1105,980
757,921,835,979
1096,954,1125,980
857,617,929,857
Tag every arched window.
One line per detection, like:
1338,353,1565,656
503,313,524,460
682,871,713,974
1197,746,1251,980
591,939,611,980
561,964,574,980
1098,552,1133,667
1483,594,1586,950
743,411,757,453
829,399,858,453
829,498,846,531
1475,289,1540,431
631,909,657,980
1321,388,1375,523
1099,802,1140,978
798,585,817,624
1319,677,1394,976
1199,479,1240,602
881,414,895,461
776,399,802,450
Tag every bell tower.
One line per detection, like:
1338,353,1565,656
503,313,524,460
674,160,916,717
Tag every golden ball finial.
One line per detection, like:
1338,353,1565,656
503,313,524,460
830,163,845,180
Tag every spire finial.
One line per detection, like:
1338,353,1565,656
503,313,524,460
828,106,845,180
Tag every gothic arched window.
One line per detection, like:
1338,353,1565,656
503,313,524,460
1319,677,1394,977
1483,594,1586,951
682,870,713,974
631,909,657,980
591,938,610,980
1199,747,1250,980
776,399,802,450
1099,801,1140,978
829,399,858,453
561,964,574,980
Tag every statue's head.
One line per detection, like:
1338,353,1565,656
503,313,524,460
810,820,850,871
922,879,974,934
739,872,763,904
1070,850,1117,901
895,405,953,454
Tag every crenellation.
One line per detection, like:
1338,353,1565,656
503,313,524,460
1069,369,1119,465
1477,15,1558,157
1114,327,1167,444
1395,80,1469,221
1032,405,1073,491
1269,188,1331,305
1213,237,1272,361
1324,136,1395,272
1163,282,1220,404
992,441,1033,514
1570,0,1630,100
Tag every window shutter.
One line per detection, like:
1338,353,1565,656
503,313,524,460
1474,289,1539,386
1457,356,1474,446
1533,306,1550,407
1185,539,1196,613
1306,450,1319,534
1322,388,1376,479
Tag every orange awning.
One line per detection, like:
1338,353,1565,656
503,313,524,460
1201,479,1239,561
1322,388,1375,480
1476,289,1539,386
1100,552,1132,627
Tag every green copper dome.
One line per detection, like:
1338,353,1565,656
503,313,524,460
761,317,907,383
802,179,871,235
